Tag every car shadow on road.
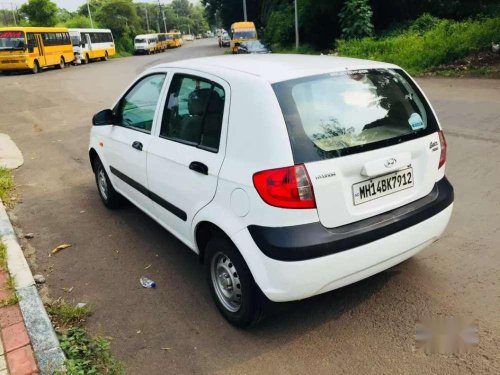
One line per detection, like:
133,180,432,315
117,196,398,330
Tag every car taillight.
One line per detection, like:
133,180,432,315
438,130,447,169
253,165,316,209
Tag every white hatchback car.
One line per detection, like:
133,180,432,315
89,55,454,326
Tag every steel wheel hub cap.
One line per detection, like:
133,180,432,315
98,168,108,200
211,252,241,312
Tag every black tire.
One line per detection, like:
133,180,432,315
205,237,264,327
31,61,39,74
102,51,109,61
57,57,65,69
93,158,123,209
83,54,89,64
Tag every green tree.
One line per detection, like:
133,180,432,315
190,5,209,35
63,15,94,28
19,0,58,26
263,1,294,47
77,0,105,17
57,8,73,23
201,0,261,29
171,0,192,18
95,0,140,53
339,0,373,39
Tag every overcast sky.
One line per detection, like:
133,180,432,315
6,1,198,12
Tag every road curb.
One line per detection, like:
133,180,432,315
0,200,65,374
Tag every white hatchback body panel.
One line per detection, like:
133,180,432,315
89,55,453,303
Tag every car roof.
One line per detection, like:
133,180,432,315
154,54,399,84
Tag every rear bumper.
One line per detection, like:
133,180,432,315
248,177,454,261
232,177,453,302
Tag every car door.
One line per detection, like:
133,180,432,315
102,73,168,214
147,71,229,246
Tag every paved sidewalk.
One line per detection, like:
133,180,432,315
0,270,38,375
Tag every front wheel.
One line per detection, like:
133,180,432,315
206,237,263,327
31,61,39,74
102,51,109,61
93,158,123,209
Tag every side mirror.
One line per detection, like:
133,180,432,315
92,109,114,126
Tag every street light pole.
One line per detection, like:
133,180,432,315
294,0,299,49
243,0,247,21
145,5,150,32
157,0,167,33
162,8,167,33
87,0,94,28
10,2,17,26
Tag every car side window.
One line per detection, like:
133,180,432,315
116,74,166,133
160,74,225,152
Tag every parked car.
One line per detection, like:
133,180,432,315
183,34,194,41
89,55,453,327
220,33,230,47
237,40,271,54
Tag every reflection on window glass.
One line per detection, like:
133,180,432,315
160,75,225,151
274,69,436,162
119,74,166,132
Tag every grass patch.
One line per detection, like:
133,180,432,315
47,299,124,374
1,293,19,307
112,50,132,58
0,241,7,270
0,167,13,204
56,328,124,375
46,298,92,330
273,44,320,55
0,241,18,306
336,16,500,75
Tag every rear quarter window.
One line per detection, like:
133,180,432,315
273,69,439,163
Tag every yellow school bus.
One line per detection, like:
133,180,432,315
0,27,74,74
166,31,183,48
230,21,257,53
68,28,116,64
156,33,168,52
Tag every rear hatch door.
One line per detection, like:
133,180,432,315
273,68,442,228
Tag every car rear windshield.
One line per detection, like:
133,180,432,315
273,69,439,163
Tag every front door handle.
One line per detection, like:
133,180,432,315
189,161,208,175
132,141,143,151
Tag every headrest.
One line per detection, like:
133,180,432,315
188,88,211,116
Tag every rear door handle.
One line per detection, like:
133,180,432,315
132,141,143,151
189,161,208,175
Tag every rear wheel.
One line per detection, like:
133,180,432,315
57,57,65,69
205,237,263,327
31,61,39,74
93,158,123,209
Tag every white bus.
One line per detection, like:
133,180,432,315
134,34,159,55
69,28,115,64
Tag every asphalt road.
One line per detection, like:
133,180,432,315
1,39,499,374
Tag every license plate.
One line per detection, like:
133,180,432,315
352,167,414,205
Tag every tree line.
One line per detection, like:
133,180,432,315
0,0,209,54
202,0,499,50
